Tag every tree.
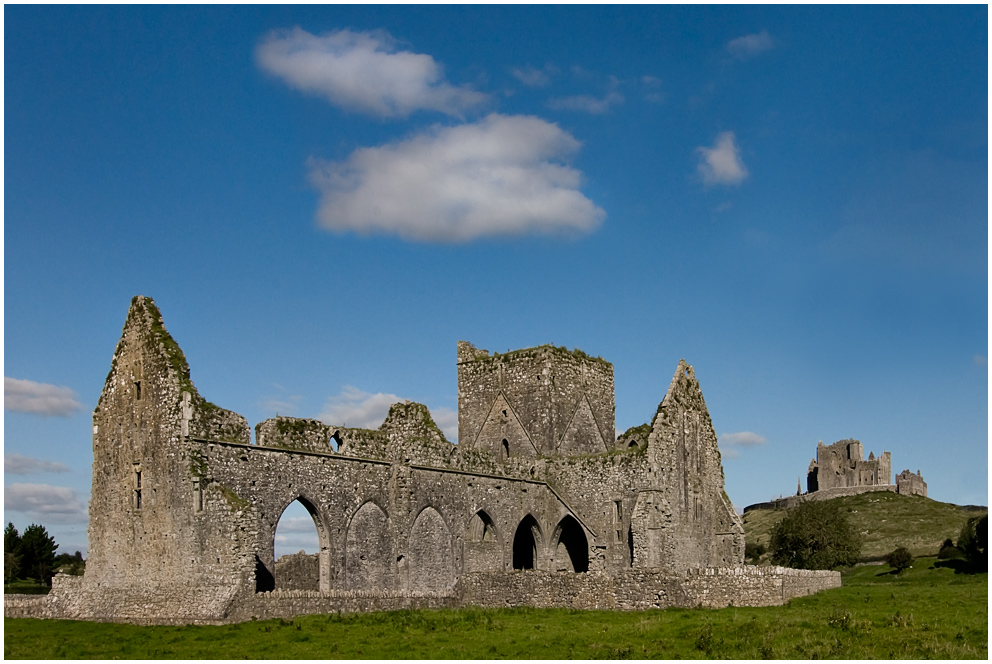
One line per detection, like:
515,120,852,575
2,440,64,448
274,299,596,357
958,515,988,571
55,551,86,576
770,500,861,570
4,522,22,580
938,537,965,560
19,524,58,586
884,546,913,573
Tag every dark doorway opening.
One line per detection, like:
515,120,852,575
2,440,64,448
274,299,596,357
554,515,589,573
512,515,540,570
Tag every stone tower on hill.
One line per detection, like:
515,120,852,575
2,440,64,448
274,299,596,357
6,296,842,625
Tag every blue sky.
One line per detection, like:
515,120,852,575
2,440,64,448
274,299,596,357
4,5,987,557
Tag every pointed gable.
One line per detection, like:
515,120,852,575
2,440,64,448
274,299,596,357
557,393,608,455
472,391,538,458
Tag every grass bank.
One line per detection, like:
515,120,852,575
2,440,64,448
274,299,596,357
4,557,986,659
744,491,987,559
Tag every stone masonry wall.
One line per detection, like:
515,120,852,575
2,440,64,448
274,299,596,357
9,296,843,626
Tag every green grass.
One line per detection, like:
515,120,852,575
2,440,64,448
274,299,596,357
5,558,986,659
744,491,987,559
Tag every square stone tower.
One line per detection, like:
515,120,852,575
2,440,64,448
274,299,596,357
456,341,615,457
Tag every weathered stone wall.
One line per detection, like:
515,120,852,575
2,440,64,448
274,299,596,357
275,552,319,591
896,469,927,497
635,361,745,572
809,439,891,492
10,296,842,626
457,342,614,457
746,484,896,512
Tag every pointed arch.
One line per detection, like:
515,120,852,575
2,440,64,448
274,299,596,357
345,500,393,591
259,493,332,593
408,506,454,592
512,514,543,570
552,514,589,573
465,509,502,572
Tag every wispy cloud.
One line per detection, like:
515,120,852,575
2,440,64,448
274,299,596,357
696,131,748,186
641,75,663,103
308,113,605,242
318,386,458,441
257,27,488,118
547,90,624,114
318,386,403,429
511,64,558,88
431,407,458,442
5,454,71,475
5,483,89,525
259,384,303,416
726,30,774,60
719,431,767,458
5,377,82,417
548,75,624,114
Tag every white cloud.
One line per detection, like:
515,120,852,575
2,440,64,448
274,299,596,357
696,131,748,186
726,30,774,60
308,113,605,242
5,377,82,417
511,64,558,88
5,483,89,525
276,515,320,533
318,386,403,429
5,454,71,475
257,27,487,118
431,406,458,442
719,431,767,459
547,90,624,114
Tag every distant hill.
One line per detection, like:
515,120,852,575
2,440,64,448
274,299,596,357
743,491,988,560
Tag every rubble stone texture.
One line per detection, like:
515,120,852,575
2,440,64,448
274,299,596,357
10,297,840,624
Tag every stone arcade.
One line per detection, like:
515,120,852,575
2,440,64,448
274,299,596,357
5,297,839,624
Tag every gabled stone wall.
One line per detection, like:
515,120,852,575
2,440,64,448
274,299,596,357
11,296,844,626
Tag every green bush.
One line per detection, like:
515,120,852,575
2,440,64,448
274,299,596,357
937,538,965,560
883,547,913,573
770,500,861,570
744,541,766,561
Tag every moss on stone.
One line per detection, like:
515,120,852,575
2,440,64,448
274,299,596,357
214,483,250,512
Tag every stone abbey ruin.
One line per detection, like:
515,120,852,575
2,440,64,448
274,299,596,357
6,296,840,624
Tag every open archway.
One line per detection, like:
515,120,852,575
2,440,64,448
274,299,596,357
266,496,331,593
465,510,502,572
512,514,542,570
552,515,589,572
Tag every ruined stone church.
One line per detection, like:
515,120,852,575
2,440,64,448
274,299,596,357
7,297,839,624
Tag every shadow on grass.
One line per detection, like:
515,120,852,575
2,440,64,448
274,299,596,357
934,558,987,575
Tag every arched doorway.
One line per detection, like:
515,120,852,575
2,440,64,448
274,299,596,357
266,496,331,593
512,514,542,570
552,515,589,572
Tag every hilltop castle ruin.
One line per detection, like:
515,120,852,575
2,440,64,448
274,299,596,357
5,297,839,624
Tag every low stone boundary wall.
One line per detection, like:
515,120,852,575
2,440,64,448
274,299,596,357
228,589,459,622
6,566,841,624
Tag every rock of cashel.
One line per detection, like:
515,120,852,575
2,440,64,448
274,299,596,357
4,296,840,624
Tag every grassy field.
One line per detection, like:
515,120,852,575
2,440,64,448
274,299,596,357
744,491,988,559
5,556,986,659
